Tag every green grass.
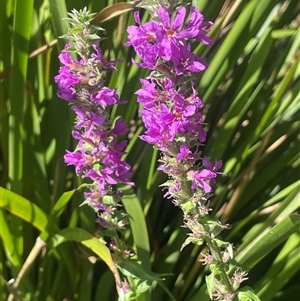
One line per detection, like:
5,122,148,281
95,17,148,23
0,0,299,300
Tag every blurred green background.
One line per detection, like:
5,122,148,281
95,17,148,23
0,0,299,300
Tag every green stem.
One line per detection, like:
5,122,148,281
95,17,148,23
205,236,234,293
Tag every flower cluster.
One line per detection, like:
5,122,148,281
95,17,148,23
54,9,133,251
126,3,248,300
126,5,220,216
126,6,211,71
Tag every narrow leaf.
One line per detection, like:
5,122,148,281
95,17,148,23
236,215,300,269
121,185,150,269
48,227,122,291
51,190,76,218
0,187,48,232
91,1,141,24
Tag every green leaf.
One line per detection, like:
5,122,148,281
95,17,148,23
255,232,300,301
48,227,122,289
49,0,69,49
239,186,300,251
0,210,21,267
238,286,261,301
9,0,34,192
121,185,150,269
51,189,76,218
0,187,48,232
91,1,140,24
205,265,222,299
209,26,274,160
118,260,169,282
200,0,282,101
235,215,300,269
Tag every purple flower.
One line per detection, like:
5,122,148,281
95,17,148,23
188,169,217,193
56,86,77,101
203,157,223,186
125,6,212,70
158,6,212,44
72,105,106,136
91,45,122,71
54,44,84,101
157,6,188,61
125,11,164,64
176,144,194,161
187,7,213,45
173,42,207,75
91,87,120,108
203,157,223,172
64,148,90,175
112,117,129,135
135,79,157,109
138,87,205,149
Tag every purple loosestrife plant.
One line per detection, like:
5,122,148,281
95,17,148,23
54,8,146,299
126,1,260,301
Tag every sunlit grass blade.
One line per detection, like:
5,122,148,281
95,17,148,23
48,227,122,293
235,215,300,269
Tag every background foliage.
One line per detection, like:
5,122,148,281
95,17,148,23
0,0,299,300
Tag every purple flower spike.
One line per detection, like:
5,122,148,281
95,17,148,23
126,5,221,203
124,4,251,299
56,38,134,232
